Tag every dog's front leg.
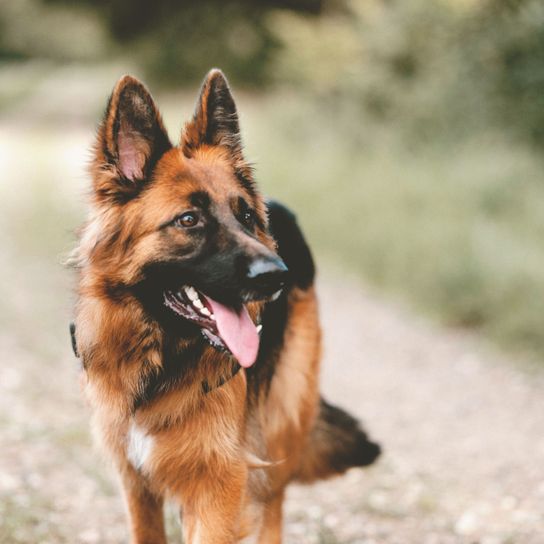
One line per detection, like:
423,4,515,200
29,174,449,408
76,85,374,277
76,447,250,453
257,490,285,544
120,463,167,544
180,461,248,544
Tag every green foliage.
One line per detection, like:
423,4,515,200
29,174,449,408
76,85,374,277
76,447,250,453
39,0,322,87
0,0,110,61
134,3,281,87
472,0,544,144
272,0,544,147
3,0,544,145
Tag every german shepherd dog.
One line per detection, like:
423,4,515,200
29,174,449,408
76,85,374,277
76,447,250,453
71,69,380,543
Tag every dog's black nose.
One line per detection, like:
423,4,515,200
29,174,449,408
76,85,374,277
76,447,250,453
247,256,288,297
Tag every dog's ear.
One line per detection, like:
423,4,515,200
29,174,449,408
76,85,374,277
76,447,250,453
93,75,171,202
182,69,243,160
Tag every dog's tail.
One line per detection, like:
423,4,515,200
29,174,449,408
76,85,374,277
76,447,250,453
295,398,381,483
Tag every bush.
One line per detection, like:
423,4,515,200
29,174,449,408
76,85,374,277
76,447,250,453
271,0,544,147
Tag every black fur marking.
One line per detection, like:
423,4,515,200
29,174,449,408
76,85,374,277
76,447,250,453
103,224,122,249
202,361,241,394
104,281,131,302
247,200,316,393
235,170,258,200
133,340,206,411
69,322,79,358
247,292,289,396
101,91,116,164
120,326,160,365
122,233,134,253
266,200,315,290
189,190,211,210
100,216,132,253
134,339,240,409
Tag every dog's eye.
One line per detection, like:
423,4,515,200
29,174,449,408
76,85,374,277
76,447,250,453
242,210,255,228
174,212,199,228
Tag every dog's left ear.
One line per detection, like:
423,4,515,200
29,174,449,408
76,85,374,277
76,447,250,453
93,75,172,202
182,69,243,160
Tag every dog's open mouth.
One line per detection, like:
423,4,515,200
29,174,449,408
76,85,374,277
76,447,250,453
163,286,262,368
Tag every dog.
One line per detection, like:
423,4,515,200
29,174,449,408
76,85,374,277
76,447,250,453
70,69,380,543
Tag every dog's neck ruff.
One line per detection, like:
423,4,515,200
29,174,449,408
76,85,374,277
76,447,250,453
69,322,241,395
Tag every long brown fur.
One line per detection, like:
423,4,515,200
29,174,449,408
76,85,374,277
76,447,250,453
72,69,380,543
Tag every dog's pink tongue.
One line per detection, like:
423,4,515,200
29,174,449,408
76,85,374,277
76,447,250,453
204,297,259,368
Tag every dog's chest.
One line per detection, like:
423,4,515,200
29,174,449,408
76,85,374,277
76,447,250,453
126,422,155,470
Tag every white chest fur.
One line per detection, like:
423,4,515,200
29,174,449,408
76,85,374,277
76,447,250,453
127,422,154,470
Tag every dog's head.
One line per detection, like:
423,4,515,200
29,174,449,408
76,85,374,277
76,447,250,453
79,70,287,368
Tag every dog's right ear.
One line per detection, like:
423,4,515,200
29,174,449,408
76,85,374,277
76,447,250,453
93,75,171,203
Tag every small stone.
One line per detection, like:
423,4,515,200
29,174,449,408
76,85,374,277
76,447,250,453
454,511,479,535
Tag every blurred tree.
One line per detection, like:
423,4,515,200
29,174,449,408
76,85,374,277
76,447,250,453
0,0,109,61
43,0,324,86
80,0,323,41
468,0,544,145
271,0,544,147
3,0,544,145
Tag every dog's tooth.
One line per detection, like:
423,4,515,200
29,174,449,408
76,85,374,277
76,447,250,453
185,286,198,301
200,307,211,316
270,289,282,301
193,298,204,309
210,315,216,321
256,324,263,333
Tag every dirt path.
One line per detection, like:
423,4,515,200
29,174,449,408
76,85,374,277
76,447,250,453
1,273,543,543
285,277,544,544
